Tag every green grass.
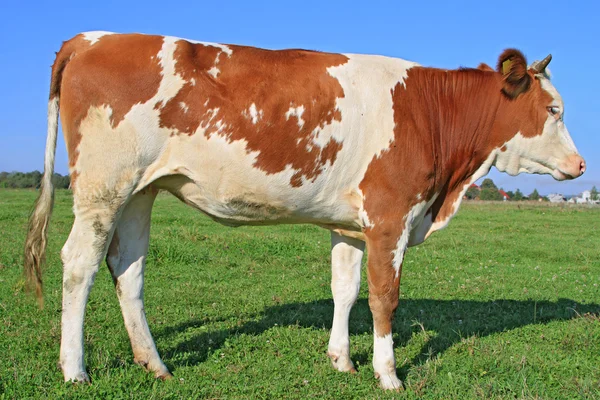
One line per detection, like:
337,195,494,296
1,189,599,399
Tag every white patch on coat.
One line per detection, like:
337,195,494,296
207,52,225,78
285,105,305,129
353,188,373,229
82,31,113,45
391,195,438,274
242,103,263,125
358,208,373,229
154,37,187,107
328,54,417,158
208,67,220,78
186,38,233,57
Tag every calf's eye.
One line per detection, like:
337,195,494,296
547,106,560,116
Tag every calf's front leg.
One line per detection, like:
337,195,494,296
365,224,407,390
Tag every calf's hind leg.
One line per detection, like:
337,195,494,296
60,191,129,382
105,187,171,379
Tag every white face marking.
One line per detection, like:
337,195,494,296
179,102,189,113
539,77,578,152
495,76,580,180
82,31,113,45
285,105,305,129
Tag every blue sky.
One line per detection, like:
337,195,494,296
1,0,597,195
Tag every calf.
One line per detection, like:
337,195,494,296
24,32,584,390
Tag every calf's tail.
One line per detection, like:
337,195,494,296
23,45,72,307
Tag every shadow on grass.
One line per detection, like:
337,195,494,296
155,298,599,378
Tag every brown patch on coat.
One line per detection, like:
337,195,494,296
364,229,403,336
158,40,348,186
57,34,164,175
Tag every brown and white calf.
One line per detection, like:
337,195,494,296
24,31,584,390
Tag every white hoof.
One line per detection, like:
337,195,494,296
134,357,172,379
327,351,356,373
377,373,403,391
64,371,90,384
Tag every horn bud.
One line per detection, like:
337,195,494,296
532,54,552,73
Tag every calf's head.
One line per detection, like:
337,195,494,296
492,49,585,181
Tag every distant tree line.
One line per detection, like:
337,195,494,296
465,178,544,201
0,171,70,189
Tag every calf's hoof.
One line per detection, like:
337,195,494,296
327,351,357,373
134,357,172,380
375,372,403,391
65,371,91,384
156,371,173,381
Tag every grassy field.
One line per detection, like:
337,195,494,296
0,189,598,399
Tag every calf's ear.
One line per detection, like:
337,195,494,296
497,49,531,99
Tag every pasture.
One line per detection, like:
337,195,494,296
0,189,598,399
